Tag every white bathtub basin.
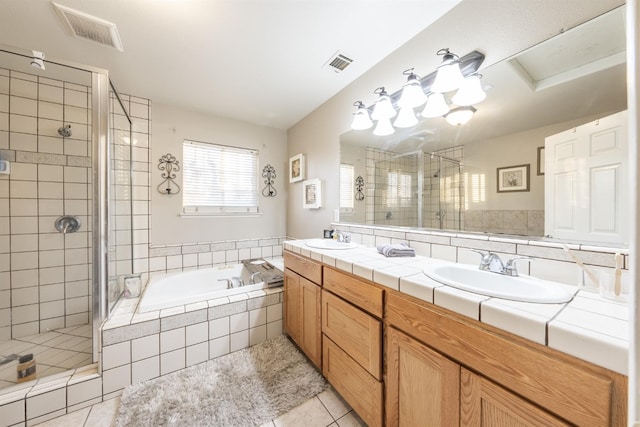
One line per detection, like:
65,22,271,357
305,238,358,250
423,264,574,303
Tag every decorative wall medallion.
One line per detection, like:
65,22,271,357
262,164,277,197
355,176,365,201
158,153,181,195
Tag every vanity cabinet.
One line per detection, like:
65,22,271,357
321,267,384,427
386,290,627,426
283,251,322,369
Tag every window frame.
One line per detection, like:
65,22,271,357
181,139,260,217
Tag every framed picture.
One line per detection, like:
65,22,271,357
289,153,305,183
497,164,530,193
302,178,322,209
537,146,545,175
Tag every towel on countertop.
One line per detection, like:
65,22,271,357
376,243,415,257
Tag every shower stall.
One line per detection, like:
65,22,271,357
370,150,463,230
0,46,131,391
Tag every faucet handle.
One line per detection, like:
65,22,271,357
469,249,492,270
505,256,534,276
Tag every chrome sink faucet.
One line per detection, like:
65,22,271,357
470,250,533,276
333,230,351,243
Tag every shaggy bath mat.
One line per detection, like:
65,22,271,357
114,336,327,427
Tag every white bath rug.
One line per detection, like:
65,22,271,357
114,335,328,427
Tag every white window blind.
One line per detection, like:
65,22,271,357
340,164,354,211
386,171,412,207
183,140,259,214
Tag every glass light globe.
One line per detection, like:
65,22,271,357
373,117,395,136
394,106,418,128
421,93,450,118
452,74,486,106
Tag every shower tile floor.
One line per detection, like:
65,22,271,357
0,324,93,390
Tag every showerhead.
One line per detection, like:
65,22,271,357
58,125,72,137
31,50,45,70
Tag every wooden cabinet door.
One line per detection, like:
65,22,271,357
460,368,570,427
300,276,322,369
284,268,301,345
386,327,460,427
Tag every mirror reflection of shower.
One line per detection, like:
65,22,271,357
369,146,463,230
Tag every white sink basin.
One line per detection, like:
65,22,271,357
304,238,358,250
423,264,574,303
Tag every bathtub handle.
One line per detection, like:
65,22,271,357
218,279,233,289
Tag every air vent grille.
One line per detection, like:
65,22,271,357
52,2,124,51
324,52,353,73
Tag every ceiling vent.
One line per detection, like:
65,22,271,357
52,2,124,51
324,51,353,73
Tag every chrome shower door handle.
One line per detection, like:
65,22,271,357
55,215,81,234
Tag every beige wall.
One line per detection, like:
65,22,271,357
286,0,623,239
151,103,287,246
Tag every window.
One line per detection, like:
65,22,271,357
386,171,412,207
340,163,354,212
183,140,259,214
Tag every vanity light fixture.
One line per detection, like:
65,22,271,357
445,106,476,126
371,87,397,120
451,73,487,106
373,117,395,136
431,48,465,93
350,101,373,130
421,92,450,118
350,49,485,131
398,68,427,108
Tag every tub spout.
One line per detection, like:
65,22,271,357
231,277,244,287
250,272,263,284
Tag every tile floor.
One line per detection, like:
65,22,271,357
33,387,366,427
0,325,93,390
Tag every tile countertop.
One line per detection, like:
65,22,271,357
283,240,629,376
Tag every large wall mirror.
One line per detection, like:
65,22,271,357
340,5,627,246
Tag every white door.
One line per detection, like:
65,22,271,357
545,110,628,244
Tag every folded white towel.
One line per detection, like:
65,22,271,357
376,243,415,257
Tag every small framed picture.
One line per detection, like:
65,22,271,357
289,153,305,183
537,146,545,175
302,178,322,209
497,164,530,193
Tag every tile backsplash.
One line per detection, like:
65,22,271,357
333,223,628,288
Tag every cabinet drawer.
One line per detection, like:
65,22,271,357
323,336,383,427
284,250,322,284
323,267,383,317
322,290,382,379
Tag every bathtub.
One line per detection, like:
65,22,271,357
138,261,281,313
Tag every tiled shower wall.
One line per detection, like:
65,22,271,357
107,93,151,308
366,147,419,227
0,68,92,340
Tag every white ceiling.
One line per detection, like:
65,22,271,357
0,0,461,130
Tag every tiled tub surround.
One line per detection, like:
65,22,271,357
0,260,284,426
285,233,629,376
464,209,544,236
146,237,286,275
